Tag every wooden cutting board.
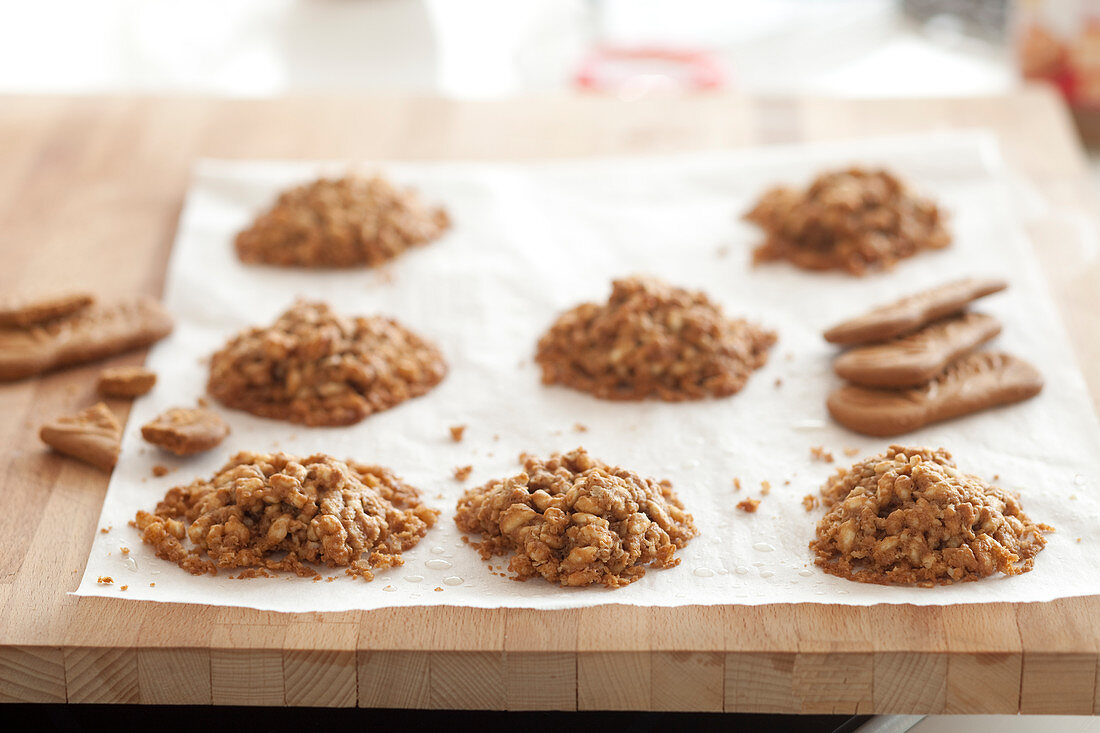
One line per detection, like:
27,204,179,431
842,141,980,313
1,88,1098,713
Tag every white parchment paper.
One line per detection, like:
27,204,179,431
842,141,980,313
74,131,1100,611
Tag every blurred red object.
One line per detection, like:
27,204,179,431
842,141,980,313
574,46,727,95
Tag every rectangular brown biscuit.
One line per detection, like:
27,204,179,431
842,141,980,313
833,311,1002,387
0,296,173,381
827,351,1042,436
823,276,1007,346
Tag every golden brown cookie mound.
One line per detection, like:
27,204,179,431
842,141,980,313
811,445,1050,586
134,451,439,579
535,277,776,401
455,448,697,588
208,300,446,426
235,175,450,268
745,168,950,275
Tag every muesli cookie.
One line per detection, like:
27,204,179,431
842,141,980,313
142,406,230,456
824,277,1007,346
39,402,121,471
455,448,698,588
0,296,173,381
235,174,450,268
208,300,446,426
811,445,1050,585
745,168,950,275
536,276,776,401
97,365,157,398
833,312,1002,388
134,451,438,579
0,292,93,328
827,352,1043,437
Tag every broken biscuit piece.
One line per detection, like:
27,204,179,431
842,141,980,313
142,407,230,456
811,445,1050,585
0,292,93,328
134,451,438,579
98,365,157,398
455,448,697,588
40,402,122,471
536,276,776,401
0,296,173,381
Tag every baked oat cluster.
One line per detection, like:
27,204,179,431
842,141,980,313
745,168,950,275
135,451,438,579
235,175,450,268
455,448,698,588
208,300,446,426
535,276,776,401
810,445,1050,586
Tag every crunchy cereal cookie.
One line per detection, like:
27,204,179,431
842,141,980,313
208,300,446,426
536,276,776,401
455,448,698,588
745,168,950,275
134,451,439,579
39,402,122,471
811,445,1050,586
142,406,230,456
98,365,157,398
235,174,450,268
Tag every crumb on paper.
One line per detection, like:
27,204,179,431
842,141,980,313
450,424,466,442
760,480,771,495
774,378,782,388
152,464,170,477
810,446,835,463
120,547,130,555
434,587,443,592
454,465,473,481
733,477,742,492
120,585,128,591
149,582,155,587
736,498,760,513
802,494,819,512
573,423,588,433
100,527,111,534
493,434,500,441
844,447,860,457
97,576,113,584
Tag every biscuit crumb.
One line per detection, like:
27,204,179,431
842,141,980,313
152,464,171,477
97,576,113,584
811,446,835,463
434,586,443,592
149,583,155,587
573,423,588,433
774,378,782,388
736,498,760,513
732,477,742,492
450,425,466,442
802,494,819,512
454,465,473,481
844,447,860,457
120,585,128,591
100,527,110,534
120,547,130,555
760,480,771,495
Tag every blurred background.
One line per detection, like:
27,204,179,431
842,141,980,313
5,0,1100,181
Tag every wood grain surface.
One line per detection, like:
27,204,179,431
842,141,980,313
1,87,1098,711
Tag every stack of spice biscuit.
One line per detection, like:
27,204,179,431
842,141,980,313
822,277,1043,436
